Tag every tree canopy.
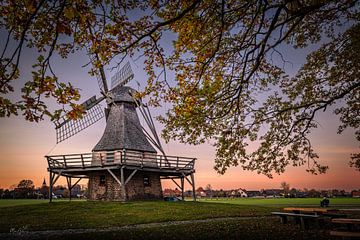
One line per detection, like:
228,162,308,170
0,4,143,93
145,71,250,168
0,0,359,177
17,179,34,189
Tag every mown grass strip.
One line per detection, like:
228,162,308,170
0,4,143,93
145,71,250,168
0,201,274,232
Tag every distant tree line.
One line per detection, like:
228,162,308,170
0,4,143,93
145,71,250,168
164,183,360,199
0,179,86,199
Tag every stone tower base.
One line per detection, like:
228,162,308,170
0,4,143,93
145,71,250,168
87,170,163,201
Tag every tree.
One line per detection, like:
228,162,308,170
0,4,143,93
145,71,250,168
280,181,290,196
15,179,34,198
1,1,359,177
205,184,213,197
17,179,34,189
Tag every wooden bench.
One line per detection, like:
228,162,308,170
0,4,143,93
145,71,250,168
283,207,346,221
330,218,360,238
271,211,320,229
330,231,360,238
283,207,339,215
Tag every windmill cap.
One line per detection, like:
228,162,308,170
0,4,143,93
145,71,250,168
111,85,137,103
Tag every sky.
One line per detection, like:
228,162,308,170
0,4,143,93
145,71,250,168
0,19,359,192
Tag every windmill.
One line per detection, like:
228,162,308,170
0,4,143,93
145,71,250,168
46,57,197,201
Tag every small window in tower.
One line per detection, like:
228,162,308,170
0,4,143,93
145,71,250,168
143,176,150,186
99,175,106,185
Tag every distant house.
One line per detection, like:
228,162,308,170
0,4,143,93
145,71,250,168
184,190,193,197
196,187,207,198
262,189,283,198
163,188,182,197
351,190,360,198
173,188,181,197
230,189,248,198
204,189,213,197
246,190,262,198
53,186,66,198
163,188,175,197
71,184,82,197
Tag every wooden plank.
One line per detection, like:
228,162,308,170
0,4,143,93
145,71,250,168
332,218,360,224
283,207,338,213
121,167,126,201
170,178,181,189
330,231,360,237
181,177,184,200
272,212,320,230
191,173,196,202
271,212,320,218
107,169,122,186
49,172,53,203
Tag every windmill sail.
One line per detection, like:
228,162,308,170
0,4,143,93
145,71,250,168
54,96,105,143
111,62,134,90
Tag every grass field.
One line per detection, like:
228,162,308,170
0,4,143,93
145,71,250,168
0,198,359,239
199,197,360,206
0,200,271,232
1,197,359,208
0,199,88,208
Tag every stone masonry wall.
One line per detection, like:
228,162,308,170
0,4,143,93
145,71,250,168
88,170,162,201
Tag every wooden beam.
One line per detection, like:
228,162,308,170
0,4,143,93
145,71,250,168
71,178,82,189
52,170,62,186
49,171,53,203
107,169,122,186
66,177,72,201
185,176,192,185
171,178,181,189
191,173,196,202
181,177,185,200
121,167,126,201
125,169,137,185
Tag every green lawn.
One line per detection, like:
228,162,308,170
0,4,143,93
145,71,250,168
0,199,81,208
0,200,272,232
1,198,359,239
199,197,360,206
40,217,330,240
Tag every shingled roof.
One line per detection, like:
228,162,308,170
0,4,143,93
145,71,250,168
92,86,157,153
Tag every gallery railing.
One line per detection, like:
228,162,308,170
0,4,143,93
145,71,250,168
46,150,195,171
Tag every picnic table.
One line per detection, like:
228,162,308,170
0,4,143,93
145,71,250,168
272,207,346,230
330,218,360,238
283,207,339,214
271,211,320,229
283,207,346,218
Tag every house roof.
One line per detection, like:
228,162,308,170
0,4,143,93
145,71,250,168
92,86,157,153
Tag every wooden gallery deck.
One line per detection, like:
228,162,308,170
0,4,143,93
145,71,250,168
46,150,196,201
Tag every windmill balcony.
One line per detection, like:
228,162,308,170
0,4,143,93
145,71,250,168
46,151,196,173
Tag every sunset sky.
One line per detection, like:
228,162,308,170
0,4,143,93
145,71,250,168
0,27,359,192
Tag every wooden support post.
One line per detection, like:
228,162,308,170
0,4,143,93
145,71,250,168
71,178,82,189
49,172,53,203
123,149,126,165
52,172,62,186
171,178,181,189
125,169,137,185
81,154,85,168
63,155,67,168
121,167,126,201
107,169,122,186
181,177,185,200
66,177,72,201
191,173,196,202
141,153,144,168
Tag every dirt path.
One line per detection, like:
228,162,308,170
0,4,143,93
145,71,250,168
1,215,274,239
